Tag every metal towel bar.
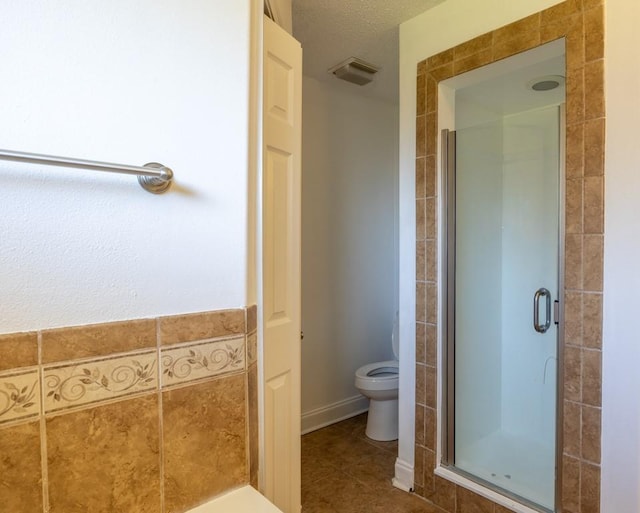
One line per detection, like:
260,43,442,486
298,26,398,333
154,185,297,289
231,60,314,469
0,148,173,194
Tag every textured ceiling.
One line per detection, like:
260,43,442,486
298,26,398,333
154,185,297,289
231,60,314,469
292,0,445,103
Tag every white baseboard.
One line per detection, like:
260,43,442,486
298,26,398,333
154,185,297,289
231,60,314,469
301,395,369,434
392,457,414,492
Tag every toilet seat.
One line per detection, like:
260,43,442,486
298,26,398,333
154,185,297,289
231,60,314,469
355,360,399,391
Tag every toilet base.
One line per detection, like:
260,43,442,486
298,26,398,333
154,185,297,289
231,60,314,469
365,397,398,441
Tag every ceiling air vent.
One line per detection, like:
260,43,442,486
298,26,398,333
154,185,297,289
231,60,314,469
328,57,380,86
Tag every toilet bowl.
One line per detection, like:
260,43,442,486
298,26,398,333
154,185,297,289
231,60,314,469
354,313,399,441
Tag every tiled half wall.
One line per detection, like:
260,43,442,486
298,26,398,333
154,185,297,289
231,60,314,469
415,1,604,512
0,306,259,513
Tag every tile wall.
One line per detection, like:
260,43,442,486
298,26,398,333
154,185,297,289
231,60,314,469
415,1,605,511
0,305,259,513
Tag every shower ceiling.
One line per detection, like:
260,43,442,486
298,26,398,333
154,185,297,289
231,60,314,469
292,0,445,102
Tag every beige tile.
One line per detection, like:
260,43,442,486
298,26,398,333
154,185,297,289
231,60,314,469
417,240,427,282
453,33,493,60
582,348,602,406
424,449,435,492
416,283,427,323
0,368,41,425
565,178,583,234
565,21,586,71
566,123,584,179
541,0,583,24
0,421,42,511
562,455,581,513
160,309,245,346
584,176,604,234
163,374,247,513
583,293,603,349
582,405,601,463
414,445,425,488
247,331,257,365
44,351,156,413
425,366,437,409
415,404,425,446
564,292,583,346
417,199,426,241
426,240,437,283
425,324,437,367
453,49,492,75
427,49,454,69
492,13,540,45
161,336,244,388
425,407,436,451
368,487,442,513
416,363,427,406
416,115,426,157
585,60,605,120
584,6,605,62
563,400,581,457
248,364,259,487
584,118,605,176
0,331,38,372
416,322,427,364
417,73,426,116
427,476,456,512
426,283,437,324
47,395,160,513
416,157,426,199
566,67,585,125
456,485,494,513
302,471,375,513
425,198,436,239
429,63,454,83
42,318,156,364
581,462,601,513
583,235,604,292
426,113,437,156
246,304,257,334
492,31,541,62
344,446,397,490
425,155,437,197
564,345,582,402
565,234,583,291
426,75,437,114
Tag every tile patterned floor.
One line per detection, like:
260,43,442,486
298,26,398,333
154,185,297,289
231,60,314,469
302,413,442,512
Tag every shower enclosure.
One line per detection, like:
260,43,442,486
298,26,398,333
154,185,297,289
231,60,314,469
441,46,564,513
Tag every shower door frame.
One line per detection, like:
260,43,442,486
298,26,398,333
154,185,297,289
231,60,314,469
438,102,566,513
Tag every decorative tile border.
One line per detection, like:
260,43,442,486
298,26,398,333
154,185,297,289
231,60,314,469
0,368,40,424
161,336,245,388
43,350,157,413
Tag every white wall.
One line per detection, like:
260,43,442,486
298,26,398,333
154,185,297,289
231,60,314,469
602,0,640,509
0,0,251,332
301,76,398,429
400,0,640,509
397,0,562,489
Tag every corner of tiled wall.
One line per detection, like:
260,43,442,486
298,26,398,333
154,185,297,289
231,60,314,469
414,1,605,512
0,306,258,513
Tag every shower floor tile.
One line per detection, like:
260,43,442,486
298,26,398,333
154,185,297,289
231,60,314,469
302,413,442,513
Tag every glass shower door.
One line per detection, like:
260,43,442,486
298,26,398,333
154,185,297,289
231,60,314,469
449,106,560,511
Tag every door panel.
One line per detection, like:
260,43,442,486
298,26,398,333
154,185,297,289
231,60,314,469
449,106,560,511
262,15,302,513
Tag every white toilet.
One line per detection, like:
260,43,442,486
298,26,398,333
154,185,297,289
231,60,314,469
354,313,399,441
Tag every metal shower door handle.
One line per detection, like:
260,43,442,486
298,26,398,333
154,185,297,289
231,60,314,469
533,288,552,333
